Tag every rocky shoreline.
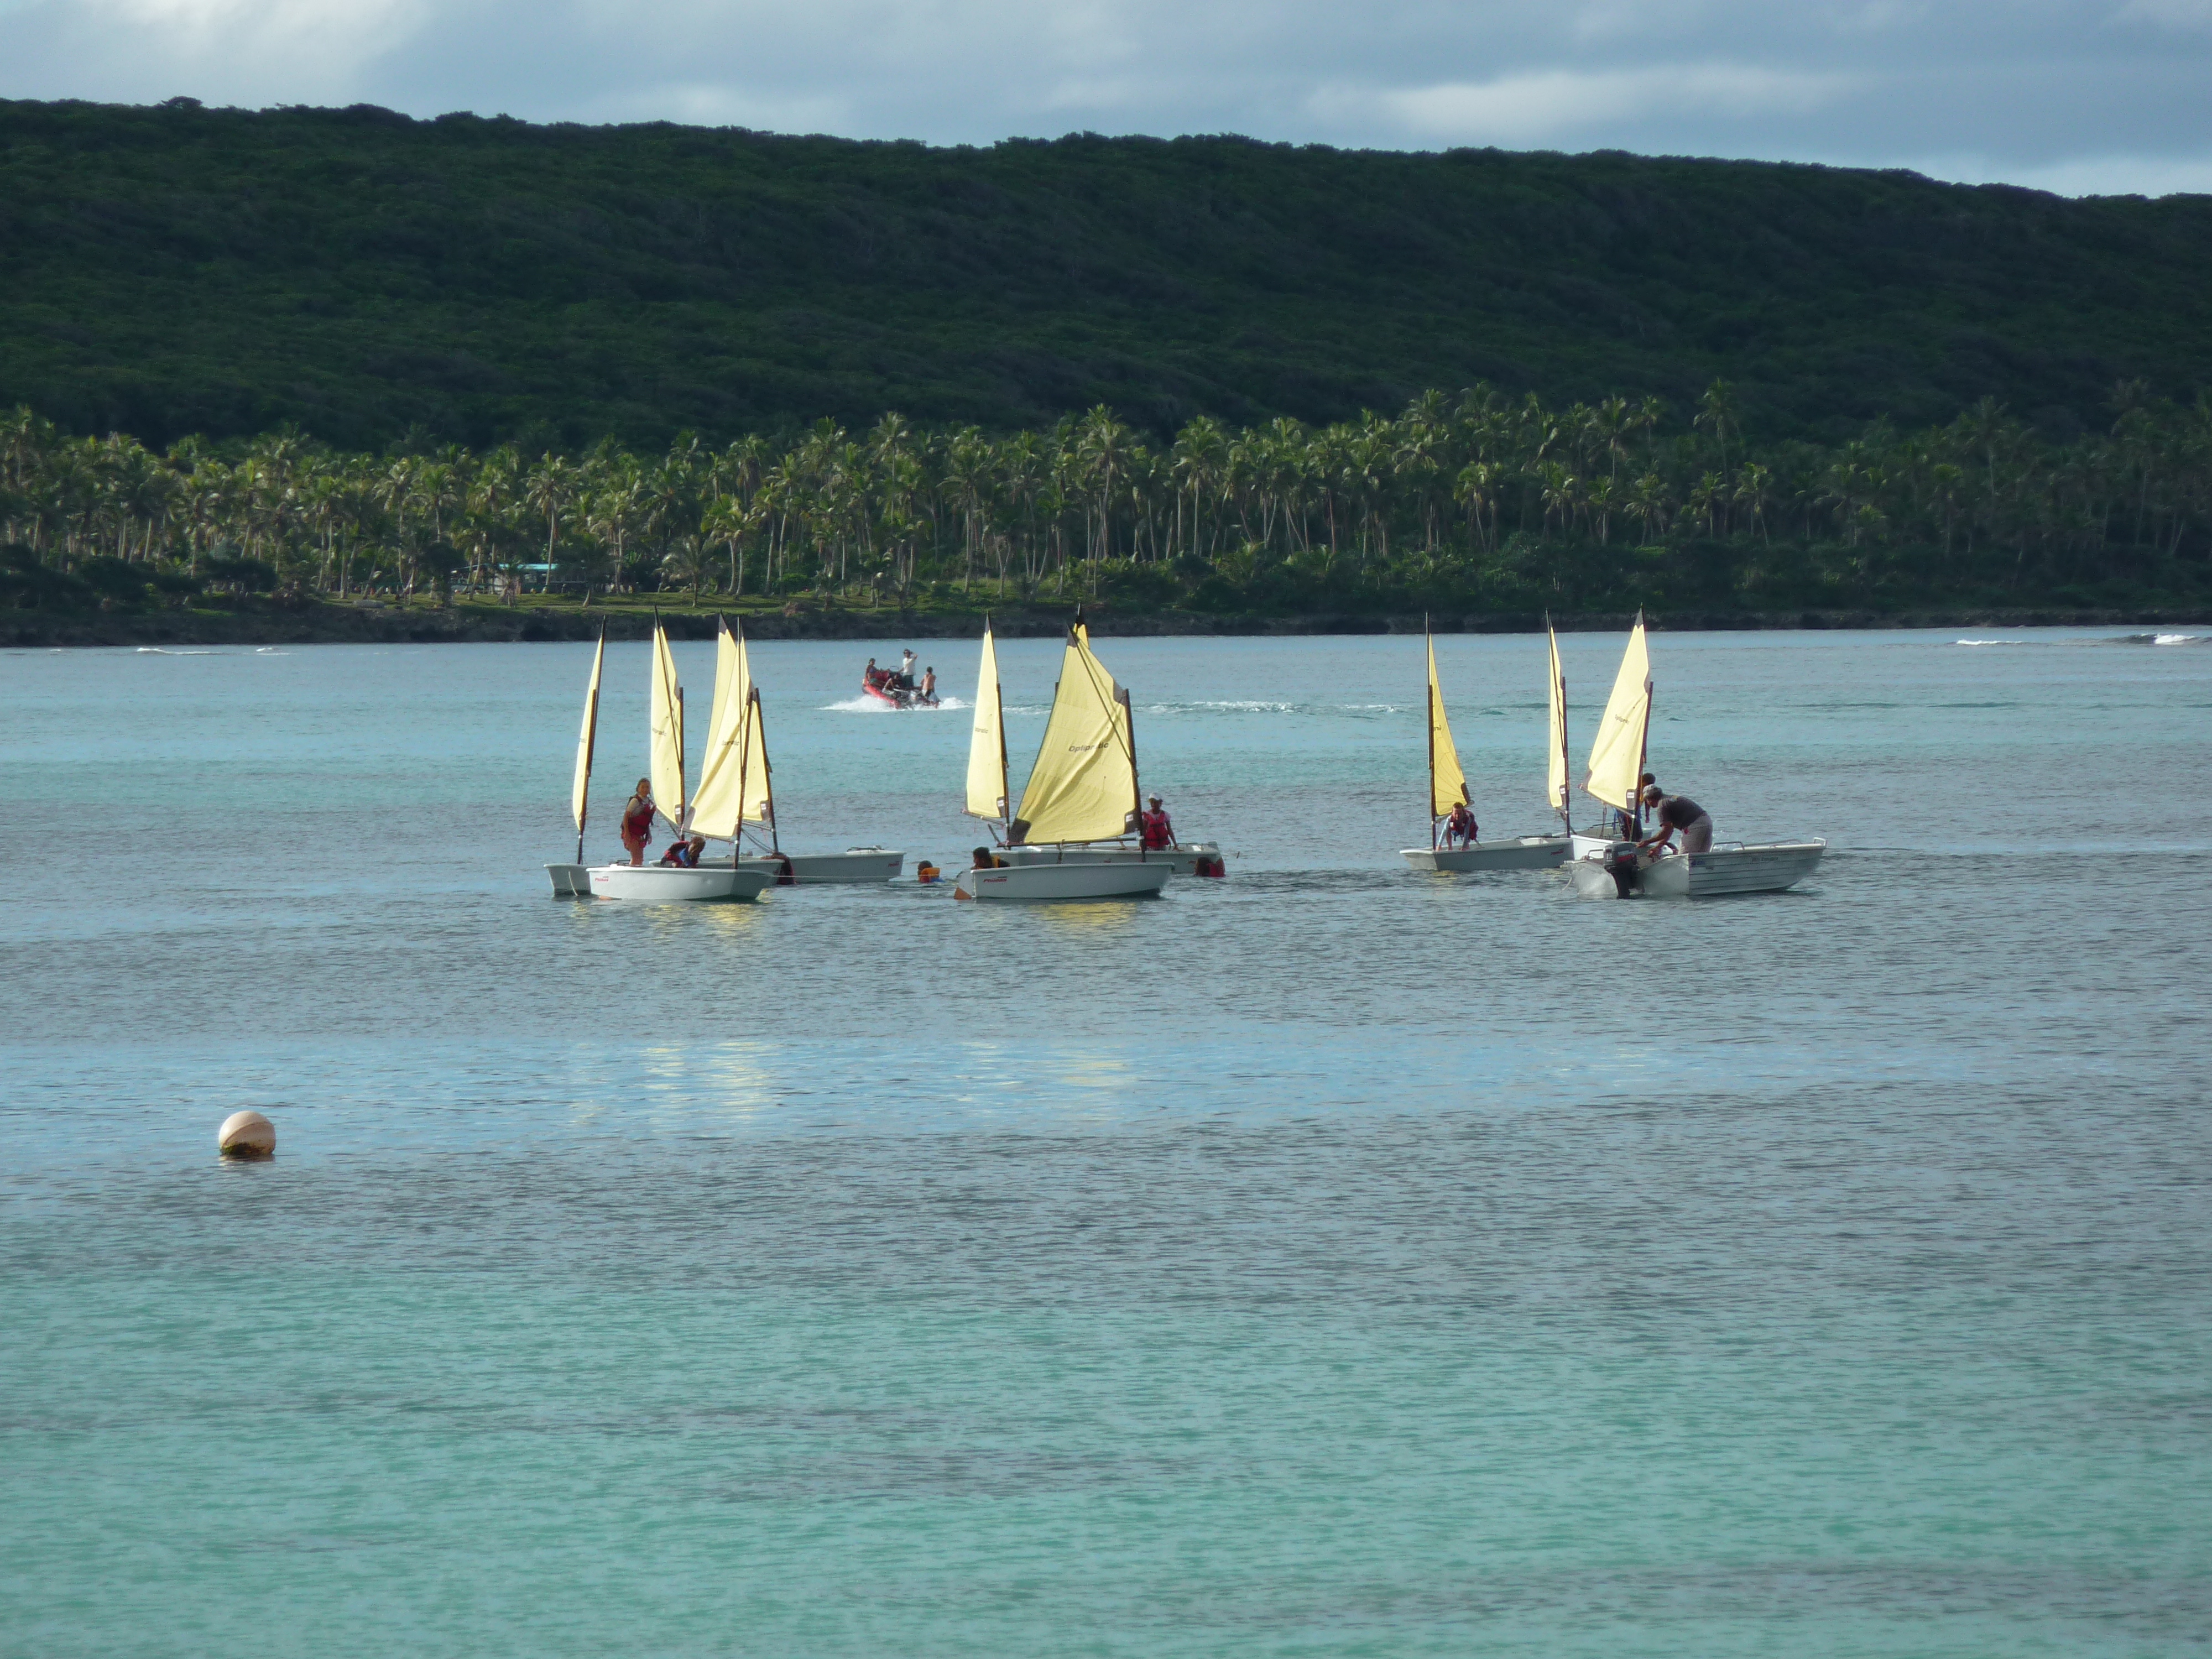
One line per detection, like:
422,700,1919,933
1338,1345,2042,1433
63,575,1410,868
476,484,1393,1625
10,599,2209,649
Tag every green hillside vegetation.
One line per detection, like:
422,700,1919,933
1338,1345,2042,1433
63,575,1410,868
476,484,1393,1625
6,379,2206,630
4,98,2212,453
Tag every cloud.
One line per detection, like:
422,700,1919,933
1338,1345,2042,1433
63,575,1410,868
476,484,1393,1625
1357,64,1855,145
0,0,2208,195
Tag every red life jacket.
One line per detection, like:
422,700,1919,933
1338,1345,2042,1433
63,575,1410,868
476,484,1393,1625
623,798,655,842
659,842,695,867
1139,809,1172,849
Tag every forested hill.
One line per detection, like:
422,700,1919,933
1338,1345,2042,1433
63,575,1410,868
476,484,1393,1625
4,96,2210,452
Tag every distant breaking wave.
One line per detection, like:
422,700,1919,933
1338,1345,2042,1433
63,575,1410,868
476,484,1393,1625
2115,632,2206,645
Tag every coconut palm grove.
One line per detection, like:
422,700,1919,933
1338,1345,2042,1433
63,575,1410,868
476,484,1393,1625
3,98,2211,628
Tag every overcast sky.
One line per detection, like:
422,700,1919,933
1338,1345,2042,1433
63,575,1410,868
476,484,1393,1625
2,0,2208,195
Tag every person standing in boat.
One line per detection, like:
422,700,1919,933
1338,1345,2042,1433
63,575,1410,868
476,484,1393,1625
620,778,656,866
1442,801,1477,847
898,648,918,690
1138,794,1175,851
920,665,937,705
1640,784,1714,855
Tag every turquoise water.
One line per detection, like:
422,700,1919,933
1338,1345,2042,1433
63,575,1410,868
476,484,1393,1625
3,627,2209,1656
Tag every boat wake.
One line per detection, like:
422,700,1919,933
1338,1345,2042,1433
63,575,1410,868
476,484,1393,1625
823,694,969,712
136,646,218,655
2115,632,2207,645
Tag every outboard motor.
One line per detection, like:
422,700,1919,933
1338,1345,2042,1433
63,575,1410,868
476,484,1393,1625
1602,840,1641,899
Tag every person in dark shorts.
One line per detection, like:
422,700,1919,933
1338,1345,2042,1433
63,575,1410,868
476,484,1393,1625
1639,784,1713,854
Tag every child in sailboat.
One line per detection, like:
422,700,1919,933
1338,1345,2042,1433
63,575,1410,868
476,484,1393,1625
1442,801,1477,846
620,779,656,865
1139,795,1175,851
659,834,707,868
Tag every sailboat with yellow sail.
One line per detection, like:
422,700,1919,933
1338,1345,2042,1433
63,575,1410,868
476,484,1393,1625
989,617,1226,879
686,619,904,884
953,618,1172,901
583,619,770,902
546,623,606,896
1398,621,1570,872
1564,613,1827,898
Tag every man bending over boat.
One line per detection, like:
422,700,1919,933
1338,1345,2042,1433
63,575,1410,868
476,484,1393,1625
1139,795,1175,851
620,778,656,865
1442,801,1478,847
1640,785,1713,855
659,834,706,868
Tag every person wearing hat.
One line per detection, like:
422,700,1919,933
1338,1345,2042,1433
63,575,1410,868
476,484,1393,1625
1138,794,1175,851
1639,784,1713,855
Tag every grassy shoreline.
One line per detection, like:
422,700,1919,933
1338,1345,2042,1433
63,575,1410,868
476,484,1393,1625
11,594,2209,649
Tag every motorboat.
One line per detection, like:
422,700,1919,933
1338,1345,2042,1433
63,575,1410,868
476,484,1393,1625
1567,838,1828,899
1564,615,1827,897
861,666,938,709
588,863,773,902
954,856,1171,902
1399,619,1569,873
691,621,902,883
951,618,1182,902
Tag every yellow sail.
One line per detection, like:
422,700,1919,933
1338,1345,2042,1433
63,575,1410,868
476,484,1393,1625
688,621,752,836
649,620,686,828
1546,622,1569,815
1426,631,1470,818
738,689,773,828
570,627,606,835
965,622,1009,821
1584,614,1651,811
1014,622,1137,843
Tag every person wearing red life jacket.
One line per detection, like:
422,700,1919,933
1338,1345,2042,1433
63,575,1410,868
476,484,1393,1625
620,778,656,866
1442,801,1478,847
1138,795,1175,851
659,834,705,868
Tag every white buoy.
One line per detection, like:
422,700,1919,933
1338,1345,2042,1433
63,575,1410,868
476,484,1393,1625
218,1110,275,1160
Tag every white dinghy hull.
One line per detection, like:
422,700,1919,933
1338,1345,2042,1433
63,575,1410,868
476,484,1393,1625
954,860,1172,902
1401,836,1569,872
587,863,773,903
1568,839,1828,899
998,839,1224,877
546,862,590,896
736,848,905,885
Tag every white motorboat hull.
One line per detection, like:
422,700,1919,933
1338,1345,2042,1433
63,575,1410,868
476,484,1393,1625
1401,836,1569,872
586,863,773,903
998,840,1225,877
735,848,905,885
1567,839,1828,899
546,862,589,896
954,859,1173,902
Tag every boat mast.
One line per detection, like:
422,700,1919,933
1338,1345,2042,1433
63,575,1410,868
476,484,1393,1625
1633,609,1651,838
576,622,606,862
1425,615,1437,849
750,686,779,853
1121,686,1142,854
996,648,1011,843
1547,612,1569,834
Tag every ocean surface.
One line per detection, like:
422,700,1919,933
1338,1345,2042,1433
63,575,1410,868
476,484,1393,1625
3,625,2209,1657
